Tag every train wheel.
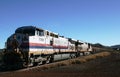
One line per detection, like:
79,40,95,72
28,58,33,67
33,62,38,66
46,56,51,64
23,62,28,67
70,54,76,59
82,52,85,56
42,61,46,65
76,52,80,57
83,52,90,56
49,55,54,63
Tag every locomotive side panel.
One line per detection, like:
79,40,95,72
53,37,69,53
29,36,55,55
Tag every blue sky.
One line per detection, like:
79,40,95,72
0,0,120,48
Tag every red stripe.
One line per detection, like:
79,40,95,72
22,42,68,48
53,45,68,48
30,43,50,46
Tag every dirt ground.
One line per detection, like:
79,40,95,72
0,51,120,77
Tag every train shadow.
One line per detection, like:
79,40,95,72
0,63,25,72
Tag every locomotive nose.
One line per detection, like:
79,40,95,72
6,34,23,51
12,33,28,46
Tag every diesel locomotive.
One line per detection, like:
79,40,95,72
3,26,93,67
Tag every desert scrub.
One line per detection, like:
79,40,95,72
83,55,97,61
95,52,111,58
70,52,111,64
71,59,81,64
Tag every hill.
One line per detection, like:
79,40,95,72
111,45,120,50
0,49,3,52
111,45,120,48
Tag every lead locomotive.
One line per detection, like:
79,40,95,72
3,26,93,67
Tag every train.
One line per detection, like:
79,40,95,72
2,26,93,67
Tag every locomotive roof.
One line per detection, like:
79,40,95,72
15,26,44,33
15,26,59,35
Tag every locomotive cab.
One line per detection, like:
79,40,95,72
5,26,39,66
15,26,46,66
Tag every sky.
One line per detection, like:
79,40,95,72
0,0,120,48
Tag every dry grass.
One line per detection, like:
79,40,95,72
69,51,111,64
83,52,111,61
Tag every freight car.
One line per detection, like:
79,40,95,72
3,26,93,67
